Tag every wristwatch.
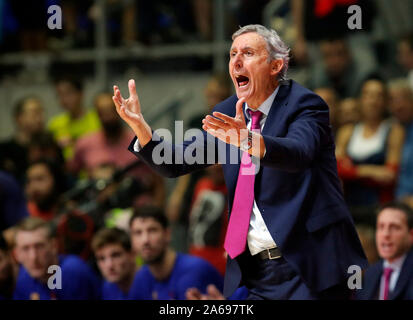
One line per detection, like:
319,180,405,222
240,130,253,151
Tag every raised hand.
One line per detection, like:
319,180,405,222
112,79,152,147
202,97,248,146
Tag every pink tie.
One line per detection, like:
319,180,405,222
382,267,393,300
224,109,262,259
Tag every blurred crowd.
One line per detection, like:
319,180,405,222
1,0,413,300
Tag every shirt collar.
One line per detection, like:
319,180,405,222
383,254,407,272
244,86,279,120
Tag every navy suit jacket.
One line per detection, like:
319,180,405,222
128,80,368,297
355,248,413,300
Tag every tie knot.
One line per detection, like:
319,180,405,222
248,109,263,130
383,267,394,278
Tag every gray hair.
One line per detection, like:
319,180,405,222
232,24,290,80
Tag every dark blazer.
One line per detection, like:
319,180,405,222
128,80,368,297
355,248,413,300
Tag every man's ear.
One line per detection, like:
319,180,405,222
270,59,283,77
408,228,413,245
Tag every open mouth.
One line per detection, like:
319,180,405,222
236,75,249,88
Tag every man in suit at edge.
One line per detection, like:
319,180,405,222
356,202,413,300
112,24,368,300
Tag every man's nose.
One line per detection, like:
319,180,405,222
231,54,243,69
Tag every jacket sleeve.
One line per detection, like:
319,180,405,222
260,93,332,172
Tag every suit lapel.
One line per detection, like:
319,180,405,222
365,262,383,300
389,249,413,299
261,80,291,137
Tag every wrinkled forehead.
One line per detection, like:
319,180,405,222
231,32,268,52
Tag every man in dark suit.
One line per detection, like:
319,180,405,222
112,24,367,299
356,202,413,300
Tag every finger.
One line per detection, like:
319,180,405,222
207,285,225,300
212,112,237,125
185,288,202,300
203,115,230,130
128,79,137,98
235,97,246,120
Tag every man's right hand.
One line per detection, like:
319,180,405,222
112,79,152,147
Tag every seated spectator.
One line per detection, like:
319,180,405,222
188,165,227,275
309,37,377,98
92,228,136,300
355,202,413,300
128,206,223,300
0,233,18,300
397,34,413,91
48,76,100,160
69,92,137,178
338,97,361,127
336,78,405,225
314,87,340,135
388,79,413,208
0,171,28,232
27,132,64,165
0,96,45,185
12,217,101,300
25,159,68,222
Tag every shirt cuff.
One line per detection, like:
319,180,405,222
133,138,142,152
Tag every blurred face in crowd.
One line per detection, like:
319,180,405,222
16,98,45,135
360,80,387,122
25,163,56,211
397,40,413,71
376,208,413,263
0,249,13,284
229,32,281,109
95,243,135,284
320,40,350,78
314,87,338,126
95,93,123,137
339,98,360,126
56,81,83,115
130,217,170,265
389,87,413,124
14,228,57,281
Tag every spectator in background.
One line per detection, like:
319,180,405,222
356,202,413,300
309,38,377,98
25,159,68,222
335,78,405,225
128,206,223,300
12,217,101,300
397,34,413,91
27,132,65,165
0,233,18,300
338,97,361,127
188,164,227,276
314,87,340,136
69,92,136,178
0,171,28,233
388,79,413,208
0,96,45,185
48,76,100,160
92,228,136,300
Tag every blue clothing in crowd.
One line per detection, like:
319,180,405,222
101,280,131,300
13,254,101,300
129,253,223,300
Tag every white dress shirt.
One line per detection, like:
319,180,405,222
378,254,407,300
133,87,280,255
